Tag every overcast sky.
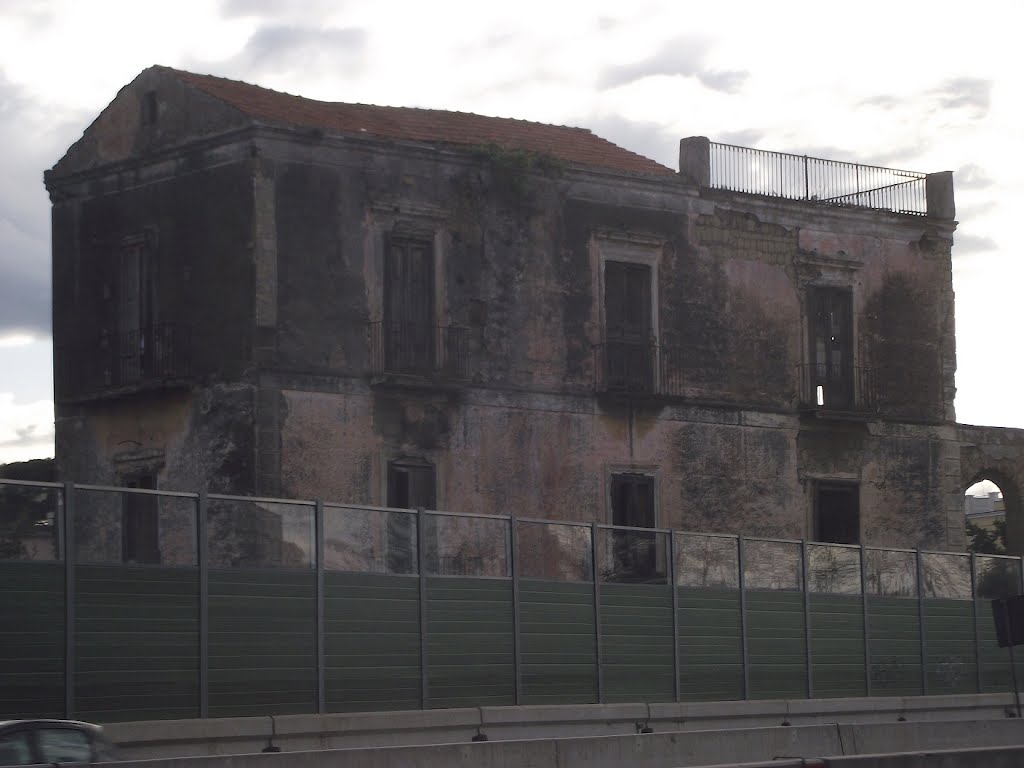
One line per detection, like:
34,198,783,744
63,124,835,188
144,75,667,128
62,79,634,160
0,0,1021,468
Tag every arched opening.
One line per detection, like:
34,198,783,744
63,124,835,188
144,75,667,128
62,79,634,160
964,478,1006,554
964,469,1023,556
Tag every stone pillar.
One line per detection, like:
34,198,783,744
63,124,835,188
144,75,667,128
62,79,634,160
926,171,955,220
679,136,711,188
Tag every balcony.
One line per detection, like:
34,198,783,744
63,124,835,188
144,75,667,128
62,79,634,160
593,339,657,395
368,321,468,382
56,323,191,401
798,363,877,417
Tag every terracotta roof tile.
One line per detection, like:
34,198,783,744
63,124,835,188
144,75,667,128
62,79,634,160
163,67,676,177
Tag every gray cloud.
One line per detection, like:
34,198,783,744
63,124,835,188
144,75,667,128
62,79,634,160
0,71,83,337
957,163,994,190
954,234,998,253
600,37,748,95
220,0,347,18
931,77,991,116
578,113,678,170
199,25,368,80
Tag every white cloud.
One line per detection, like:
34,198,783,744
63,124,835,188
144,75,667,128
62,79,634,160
0,392,54,465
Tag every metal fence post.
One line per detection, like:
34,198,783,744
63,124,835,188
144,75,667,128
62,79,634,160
802,540,813,698
860,544,871,696
315,500,326,713
738,535,750,700
198,490,208,718
591,521,603,703
62,481,75,719
510,515,522,705
417,507,429,709
670,531,680,702
917,550,927,695
970,553,982,694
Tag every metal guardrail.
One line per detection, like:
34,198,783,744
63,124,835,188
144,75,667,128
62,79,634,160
55,323,191,398
709,142,928,216
797,363,878,414
368,321,468,379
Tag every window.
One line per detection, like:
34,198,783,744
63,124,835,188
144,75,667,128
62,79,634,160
815,482,860,544
141,90,159,126
608,472,658,581
807,286,853,409
122,474,160,564
0,731,32,766
383,237,435,373
36,728,92,764
603,261,654,392
118,239,153,383
386,459,436,573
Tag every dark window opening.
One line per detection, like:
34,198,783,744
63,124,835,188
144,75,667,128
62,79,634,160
808,286,853,409
141,90,158,126
609,472,659,581
384,238,435,373
118,242,153,384
604,261,654,393
122,475,160,564
386,460,436,574
815,483,860,545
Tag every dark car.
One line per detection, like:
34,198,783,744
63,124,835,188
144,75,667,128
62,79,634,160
0,721,121,765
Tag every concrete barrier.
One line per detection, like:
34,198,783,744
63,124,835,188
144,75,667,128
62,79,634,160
96,718,1024,768
104,693,1023,759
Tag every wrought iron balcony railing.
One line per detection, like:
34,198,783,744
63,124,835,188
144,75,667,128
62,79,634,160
798,363,877,414
709,142,928,216
56,323,192,400
593,339,658,394
368,321,468,380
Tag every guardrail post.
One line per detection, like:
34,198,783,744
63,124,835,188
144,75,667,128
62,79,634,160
917,550,927,695
510,515,522,705
591,521,603,703
670,531,680,702
417,507,429,709
970,553,982,694
738,535,750,699
63,480,75,719
860,544,871,696
198,490,208,718
315,500,326,713
802,540,813,698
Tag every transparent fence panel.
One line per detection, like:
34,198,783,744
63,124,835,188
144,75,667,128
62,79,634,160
596,526,668,584
921,552,971,600
807,544,861,595
207,497,313,568
516,521,592,581
0,483,62,561
675,533,738,588
743,540,801,590
423,513,508,577
975,555,1022,600
865,549,917,597
323,505,417,574
74,488,197,565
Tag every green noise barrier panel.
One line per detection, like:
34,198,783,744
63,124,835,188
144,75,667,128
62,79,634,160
867,596,922,696
676,587,743,701
0,562,65,719
746,590,807,699
519,579,598,704
425,577,515,708
977,599,1024,693
208,569,316,717
325,572,421,712
809,594,866,698
599,583,675,703
923,599,976,695
74,565,199,722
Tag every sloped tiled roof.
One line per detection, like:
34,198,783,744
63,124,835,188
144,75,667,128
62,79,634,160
164,67,676,177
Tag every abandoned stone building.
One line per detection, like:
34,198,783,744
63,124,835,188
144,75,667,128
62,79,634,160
45,65,1024,558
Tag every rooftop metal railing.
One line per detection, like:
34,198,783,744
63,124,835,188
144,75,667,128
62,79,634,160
709,142,928,216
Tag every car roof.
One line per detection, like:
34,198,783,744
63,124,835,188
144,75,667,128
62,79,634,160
0,720,102,733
